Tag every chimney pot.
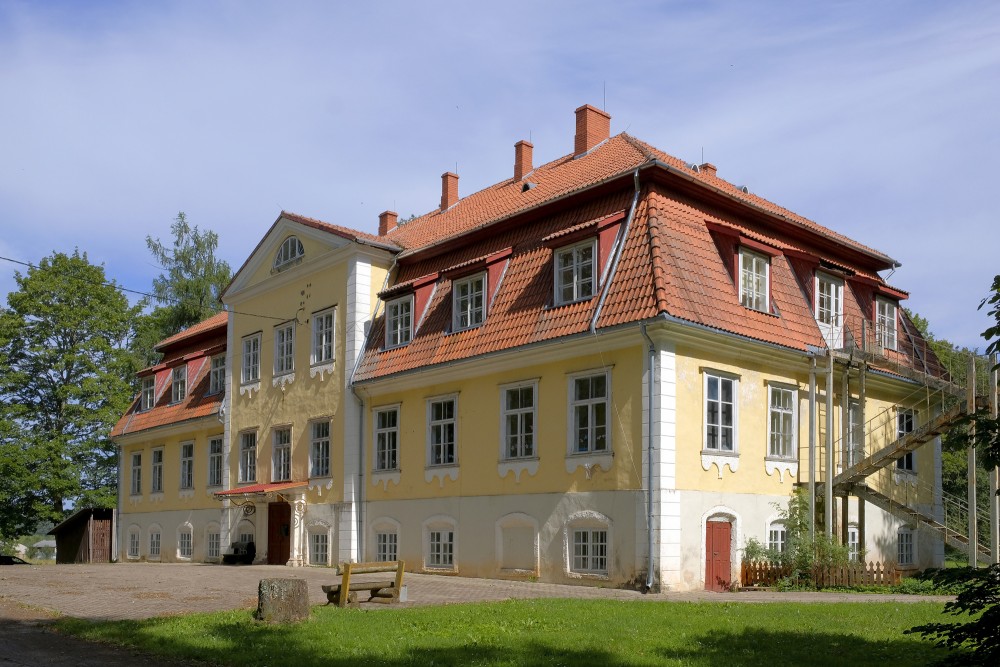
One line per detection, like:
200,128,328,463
699,162,718,177
514,140,534,181
440,172,459,210
378,210,398,236
574,104,611,156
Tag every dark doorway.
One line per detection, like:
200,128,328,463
267,502,291,565
704,520,732,592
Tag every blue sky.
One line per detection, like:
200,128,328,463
1,0,998,352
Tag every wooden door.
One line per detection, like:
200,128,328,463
267,502,291,565
90,518,111,562
704,521,732,592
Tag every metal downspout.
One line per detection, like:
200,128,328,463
809,356,817,544
825,351,834,538
640,322,656,591
590,169,641,333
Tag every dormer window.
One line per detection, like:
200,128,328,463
815,272,844,348
876,297,897,350
171,365,187,403
273,236,304,271
554,239,596,305
386,296,413,348
140,376,155,411
453,273,486,331
738,248,769,312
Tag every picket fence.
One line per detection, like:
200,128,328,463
740,560,901,588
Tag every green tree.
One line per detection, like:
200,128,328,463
134,213,232,365
0,251,140,539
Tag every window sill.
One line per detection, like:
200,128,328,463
384,340,412,351
178,488,194,499
565,570,610,581
425,464,459,487
422,565,458,575
499,457,538,482
893,470,917,486
764,456,798,484
565,451,613,476
239,381,260,397
549,295,596,309
448,322,484,336
701,450,739,478
149,491,164,502
309,361,335,381
271,372,295,389
371,468,401,490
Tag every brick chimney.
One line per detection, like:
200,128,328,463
514,140,533,181
698,163,717,177
378,210,398,236
441,172,459,210
574,104,611,156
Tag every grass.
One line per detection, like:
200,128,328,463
56,598,955,666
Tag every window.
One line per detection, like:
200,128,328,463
846,399,863,468
130,452,141,495
767,385,795,458
374,408,399,471
149,530,161,559
311,308,335,365
385,296,413,348
209,355,226,395
140,376,155,411
570,372,608,454
207,531,220,559
816,273,844,348
704,373,736,452
739,248,769,312
273,428,291,482
768,522,787,553
876,297,897,350
376,532,398,562
274,322,295,375
171,365,187,403
847,526,860,562
427,397,456,466
128,529,140,559
896,409,915,472
572,529,608,574
898,527,914,566
239,431,257,483
503,384,536,459
273,236,304,270
310,533,329,566
208,437,223,487
180,442,194,489
241,334,261,384
554,240,596,305
238,522,256,545
428,530,454,568
310,421,330,478
453,273,486,330
151,448,163,493
178,526,193,559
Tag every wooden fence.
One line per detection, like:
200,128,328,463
740,560,901,588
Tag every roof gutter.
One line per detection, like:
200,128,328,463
590,168,641,333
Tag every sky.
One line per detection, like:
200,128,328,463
1,0,997,350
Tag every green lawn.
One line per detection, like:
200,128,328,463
57,599,953,666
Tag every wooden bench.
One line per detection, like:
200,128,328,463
321,560,405,607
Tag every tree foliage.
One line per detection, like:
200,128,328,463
133,213,232,365
0,251,140,539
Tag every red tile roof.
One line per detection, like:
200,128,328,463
155,311,228,351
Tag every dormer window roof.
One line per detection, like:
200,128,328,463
273,236,304,271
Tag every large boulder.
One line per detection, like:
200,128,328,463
255,578,309,623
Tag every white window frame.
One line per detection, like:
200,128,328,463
374,406,399,472
385,296,413,348
896,408,916,472
311,307,336,365
568,371,610,455
767,384,796,459
815,272,844,348
273,322,295,376
309,531,329,566
427,396,457,467
179,441,194,490
177,524,193,560
739,247,769,312
876,297,898,351
206,529,221,560
239,431,257,483
898,527,915,566
554,239,597,305
375,531,398,562
151,447,163,493
424,517,457,570
241,333,261,384
452,272,486,331
273,235,304,271
127,527,140,559
272,427,292,482
572,529,608,575
847,525,860,562
209,355,226,395
130,452,142,496
703,372,738,453
310,420,331,478
207,437,223,487
140,376,155,411
767,521,787,554
501,382,537,460
171,365,187,403
148,527,161,560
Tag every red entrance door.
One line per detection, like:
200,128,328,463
267,502,291,565
705,521,732,592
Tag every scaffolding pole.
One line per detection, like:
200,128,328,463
968,355,978,567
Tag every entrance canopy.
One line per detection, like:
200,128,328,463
214,481,307,498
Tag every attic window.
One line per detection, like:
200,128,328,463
273,236,304,271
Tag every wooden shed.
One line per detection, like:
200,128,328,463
48,508,114,564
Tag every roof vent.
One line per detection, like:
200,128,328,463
685,162,701,173
521,181,537,193
737,185,749,194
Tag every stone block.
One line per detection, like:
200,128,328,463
255,578,309,623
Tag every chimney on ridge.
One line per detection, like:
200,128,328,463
698,163,718,178
514,140,533,181
441,172,459,210
574,104,611,157
378,210,398,236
